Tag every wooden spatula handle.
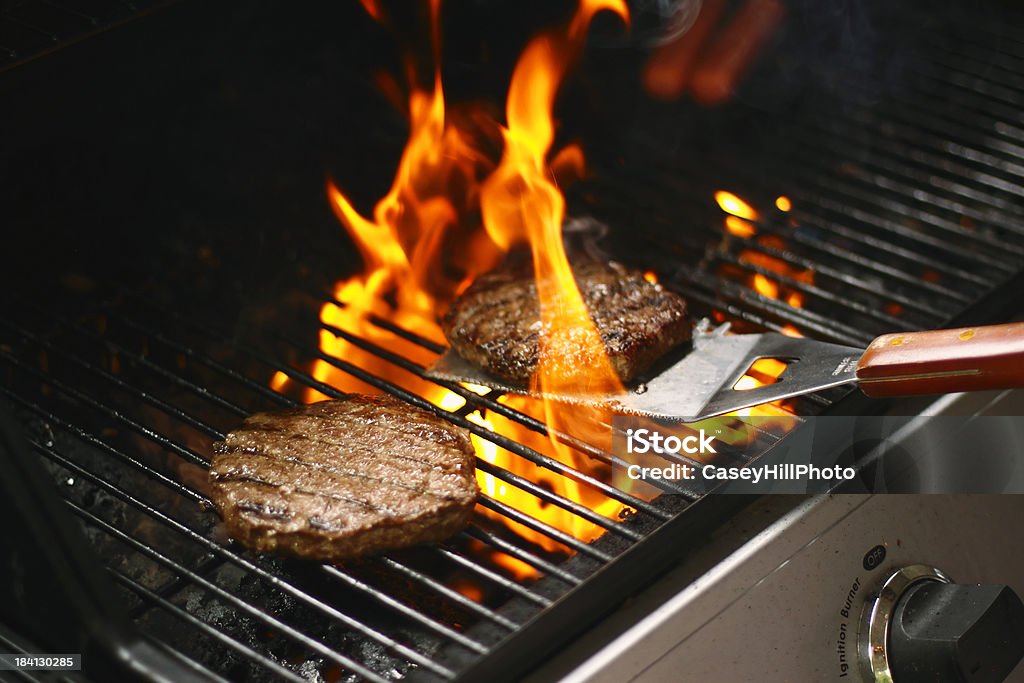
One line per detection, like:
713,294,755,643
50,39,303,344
856,322,1024,398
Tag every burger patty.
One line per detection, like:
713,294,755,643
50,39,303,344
208,395,478,561
441,261,690,384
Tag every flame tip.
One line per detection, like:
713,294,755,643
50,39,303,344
715,190,759,221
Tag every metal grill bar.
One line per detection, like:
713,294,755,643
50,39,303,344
34,321,577,602
3,321,225,440
592,177,1009,353
666,150,1020,283
795,207,1002,286
62,499,392,683
719,231,952,319
892,80,1024,156
433,547,552,607
111,316,295,409
776,226,980,305
921,68,1024,121
780,151,1024,267
314,301,704,497
375,557,520,631
11,299,253,418
313,316,616,464
367,314,449,353
680,270,876,346
668,271,852,344
280,336,697,496
461,527,582,586
2,389,206,504
232,346,646,539
3,289,659,678
928,48,1024,101
475,497,613,563
126,305,669,522
1,329,539,676
110,301,671,540
252,357,661,525
315,566,489,655
272,343,645,540
877,93,1024,175
110,295,669,521
613,96,1024,291
799,96,1024,214
2,353,209,468
437,536,576,593
710,250,921,331
301,317,720,483
785,151,1024,255
125,554,227,621
0,323,564,644
837,102,1024,209
108,570,308,683
793,131,1024,229
5,311,623,558
20,430,459,678
593,172,987,311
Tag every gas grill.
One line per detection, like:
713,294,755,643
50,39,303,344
2,1,1024,682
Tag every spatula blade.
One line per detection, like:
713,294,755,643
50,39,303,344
672,334,863,420
424,320,740,405
426,350,536,397
424,321,865,421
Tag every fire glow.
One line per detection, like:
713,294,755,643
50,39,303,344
272,4,802,582
716,189,810,337
715,189,807,415
279,0,632,579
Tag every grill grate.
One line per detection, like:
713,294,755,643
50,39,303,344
3,2,1024,682
1,289,698,681
590,26,1024,349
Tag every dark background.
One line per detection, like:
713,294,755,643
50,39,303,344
0,0,1006,316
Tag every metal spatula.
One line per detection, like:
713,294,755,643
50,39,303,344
426,319,1024,421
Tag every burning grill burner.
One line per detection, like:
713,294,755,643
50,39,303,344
3,1,1024,682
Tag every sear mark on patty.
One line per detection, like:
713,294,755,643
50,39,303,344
441,260,690,384
208,395,479,561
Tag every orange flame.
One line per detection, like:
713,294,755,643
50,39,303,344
481,0,629,414
474,0,631,547
357,0,383,22
715,190,811,415
716,190,812,325
308,0,499,404
297,1,630,579
715,190,758,221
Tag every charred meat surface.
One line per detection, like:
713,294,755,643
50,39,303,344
442,261,690,384
208,395,478,560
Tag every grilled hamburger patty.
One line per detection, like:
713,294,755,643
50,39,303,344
442,261,690,384
208,395,478,560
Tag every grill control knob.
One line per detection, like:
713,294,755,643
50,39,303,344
861,565,1024,683
889,582,1024,683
